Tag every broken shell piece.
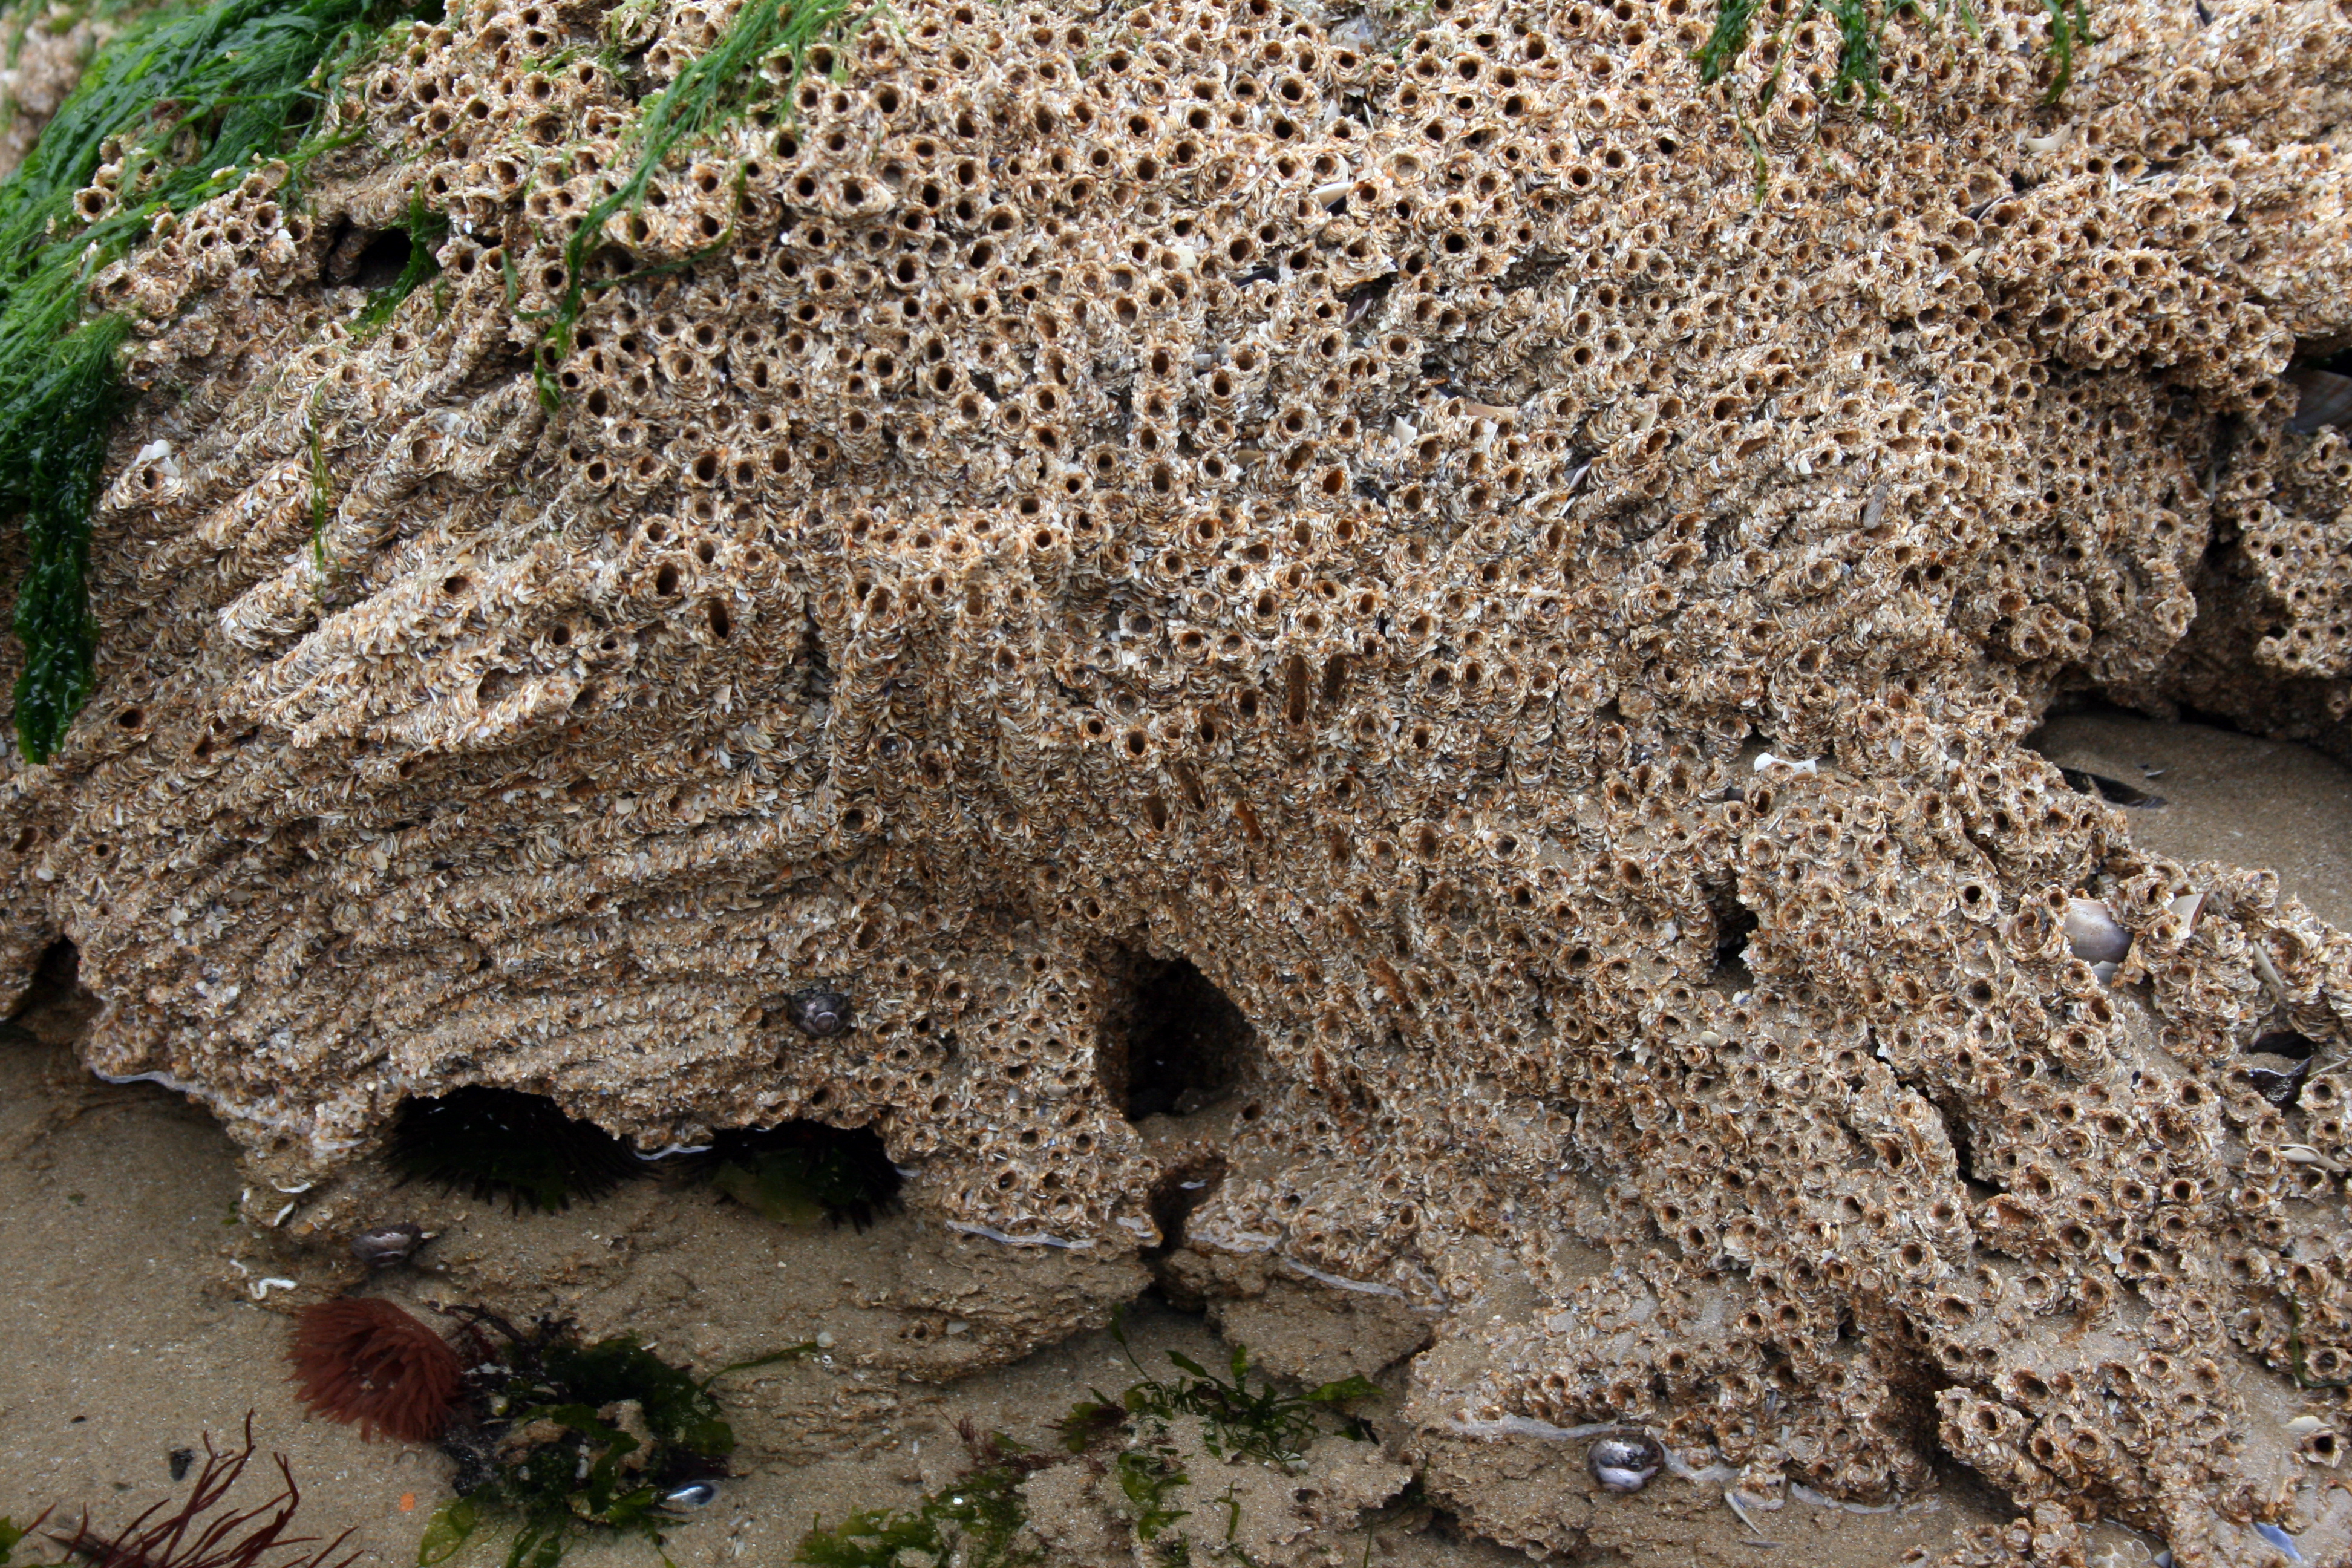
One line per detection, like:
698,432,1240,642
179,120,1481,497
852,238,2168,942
2286,1416,2327,1437
1753,752,1818,776
2065,898,2132,964
1589,1432,1664,1492
2287,368,2352,434
1723,1489,1786,1546
2251,1521,2304,1562
2244,1059,2310,1109
350,1221,426,1267
2091,961,2120,985
2169,892,2205,925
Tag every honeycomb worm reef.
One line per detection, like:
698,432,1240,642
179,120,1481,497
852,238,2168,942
5,0,2352,1560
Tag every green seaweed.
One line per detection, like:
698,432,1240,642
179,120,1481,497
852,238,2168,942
1058,1312,1377,1466
0,0,417,762
306,397,332,581
1700,0,1890,109
4,317,123,765
1736,111,1769,202
1822,0,1884,106
415,1497,479,1566
801,1324,1374,1568
531,0,865,409
1690,0,1763,84
353,192,448,330
2039,0,2093,105
1691,0,2089,119
2284,1295,2352,1391
425,1316,815,1568
793,1453,1040,1568
1116,1449,1190,1542
795,1427,1047,1567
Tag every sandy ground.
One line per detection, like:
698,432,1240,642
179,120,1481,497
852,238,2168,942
2030,705,2352,932
1,708,2342,1568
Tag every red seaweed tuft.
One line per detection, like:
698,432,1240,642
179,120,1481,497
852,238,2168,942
49,1413,357,1568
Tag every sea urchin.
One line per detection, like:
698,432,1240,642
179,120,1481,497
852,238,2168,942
288,1298,462,1445
388,1086,642,1214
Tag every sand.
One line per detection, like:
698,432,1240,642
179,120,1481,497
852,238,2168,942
3,708,2344,1567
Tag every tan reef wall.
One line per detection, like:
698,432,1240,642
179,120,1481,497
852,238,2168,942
4,0,2352,1559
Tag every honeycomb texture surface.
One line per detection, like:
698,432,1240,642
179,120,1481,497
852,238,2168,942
4,0,2352,1560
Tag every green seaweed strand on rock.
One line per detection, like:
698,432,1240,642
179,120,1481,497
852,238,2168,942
0,0,407,763
531,0,866,410
1692,0,2088,114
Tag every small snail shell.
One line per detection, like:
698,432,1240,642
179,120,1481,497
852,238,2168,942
786,987,852,1038
1590,1432,1664,1493
2063,897,2131,964
350,1221,426,1268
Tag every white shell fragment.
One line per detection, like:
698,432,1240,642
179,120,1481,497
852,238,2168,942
1754,752,1819,776
1589,1434,1664,1493
2065,898,2133,964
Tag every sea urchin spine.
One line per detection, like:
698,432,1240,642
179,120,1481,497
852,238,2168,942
288,1298,462,1445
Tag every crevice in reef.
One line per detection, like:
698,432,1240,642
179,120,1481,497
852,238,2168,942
7,938,95,1043
323,221,420,292
1145,1146,1228,1260
1930,1091,1999,1200
691,1119,905,1231
388,1086,643,1214
1100,952,1258,1122
2022,713,2172,807
1706,889,1758,994
20,937,83,1014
